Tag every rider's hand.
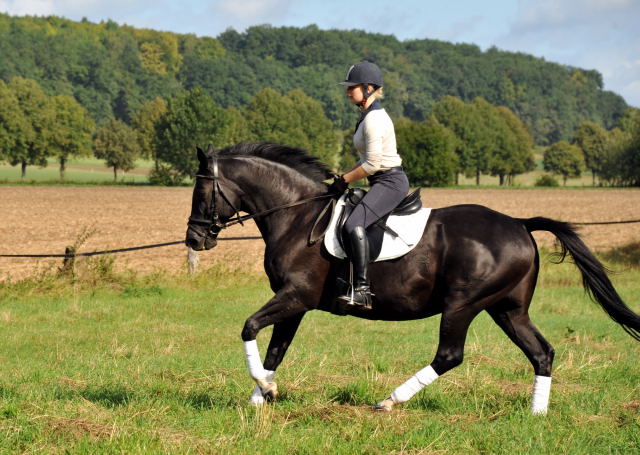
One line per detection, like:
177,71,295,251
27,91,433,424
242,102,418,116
328,175,348,194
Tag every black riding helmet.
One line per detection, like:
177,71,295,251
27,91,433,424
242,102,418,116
339,60,383,99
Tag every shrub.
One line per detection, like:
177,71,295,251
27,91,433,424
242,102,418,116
535,174,559,187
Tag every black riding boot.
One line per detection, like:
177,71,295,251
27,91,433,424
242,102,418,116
337,226,373,310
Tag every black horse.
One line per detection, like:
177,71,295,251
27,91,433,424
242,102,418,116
185,143,640,414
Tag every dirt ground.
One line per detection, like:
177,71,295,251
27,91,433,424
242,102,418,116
1,186,638,280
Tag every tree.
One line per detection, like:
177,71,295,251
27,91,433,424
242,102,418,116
431,96,474,183
491,106,535,185
49,95,95,179
0,80,29,165
395,116,458,186
153,88,233,181
284,89,341,168
7,77,53,179
543,141,584,185
600,122,640,187
433,96,493,185
245,88,341,168
93,119,141,180
244,88,307,146
132,96,167,167
572,121,607,185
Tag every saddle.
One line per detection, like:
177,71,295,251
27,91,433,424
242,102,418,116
323,188,431,262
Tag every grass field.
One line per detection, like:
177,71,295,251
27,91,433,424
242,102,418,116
0,157,153,184
0,252,638,454
0,156,597,187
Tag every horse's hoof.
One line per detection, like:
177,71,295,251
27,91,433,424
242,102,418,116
261,381,278,402
374,397,395,412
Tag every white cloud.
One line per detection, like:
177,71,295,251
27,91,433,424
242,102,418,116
0,0,55,16
494,0,640,106
217,0,292,19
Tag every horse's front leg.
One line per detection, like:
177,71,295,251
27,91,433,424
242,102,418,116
242,287,307,404
248,312,305,405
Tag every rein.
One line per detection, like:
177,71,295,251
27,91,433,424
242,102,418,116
189,156,336,245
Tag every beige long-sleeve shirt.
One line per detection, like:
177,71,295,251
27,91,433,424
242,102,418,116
353,108,402,174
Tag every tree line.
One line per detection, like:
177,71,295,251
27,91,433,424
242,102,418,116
2,75,638,186
0,14,627,147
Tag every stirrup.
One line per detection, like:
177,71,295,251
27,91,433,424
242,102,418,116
337,286,373,310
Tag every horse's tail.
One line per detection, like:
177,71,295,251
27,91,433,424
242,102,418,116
521,216,640,341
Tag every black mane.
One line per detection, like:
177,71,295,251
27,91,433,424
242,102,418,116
217,142,333,183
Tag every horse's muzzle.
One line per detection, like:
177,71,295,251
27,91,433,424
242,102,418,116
185,226,218,251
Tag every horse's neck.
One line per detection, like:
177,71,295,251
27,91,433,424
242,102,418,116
226,158,325,238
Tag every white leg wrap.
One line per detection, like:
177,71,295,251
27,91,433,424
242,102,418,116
531,375,552,415
249,370,275,405
391,365,439,404
244,340,266,380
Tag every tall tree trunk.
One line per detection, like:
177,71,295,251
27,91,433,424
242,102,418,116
475,168,480,186
21,160,27,179
499,174,505,186
563,175,568,186
113,167,118,181
59,156,66,180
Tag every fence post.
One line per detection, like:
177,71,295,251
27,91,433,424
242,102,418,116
60,246,76,276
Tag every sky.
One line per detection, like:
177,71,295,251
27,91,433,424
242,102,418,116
1,0,638,107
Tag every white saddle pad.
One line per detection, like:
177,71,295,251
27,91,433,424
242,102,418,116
323,194,431,262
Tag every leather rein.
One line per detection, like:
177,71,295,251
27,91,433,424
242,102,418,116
188,156,336,245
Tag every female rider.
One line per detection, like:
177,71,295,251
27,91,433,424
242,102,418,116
331,60,410,309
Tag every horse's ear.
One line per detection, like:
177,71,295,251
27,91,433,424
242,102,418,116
196,146,206,163
206,144,216,156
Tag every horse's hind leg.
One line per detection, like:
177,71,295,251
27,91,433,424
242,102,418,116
486,267,555,414
376,304,480,411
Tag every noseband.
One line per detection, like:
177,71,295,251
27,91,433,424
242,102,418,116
187,155,335,244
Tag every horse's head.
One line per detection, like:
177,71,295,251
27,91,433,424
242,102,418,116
185,145,242,251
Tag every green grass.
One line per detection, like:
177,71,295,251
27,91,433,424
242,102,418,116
0,157,153,184
0,255,638,454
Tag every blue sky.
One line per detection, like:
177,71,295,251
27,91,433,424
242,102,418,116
1,0,638,107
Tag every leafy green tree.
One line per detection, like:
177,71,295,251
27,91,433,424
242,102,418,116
284,89,341,168
433,96,494,185
572,121,607,185
338,128,358,170
93,119,141,180
245,88,307,146
491,106,535,185
225,106,251,145
7,77,53,179
617,107,640,133
395,116,458,186
431,96,474,183
245,88,341,168
49,95,95,179
132,96,167,166
600,120,640,187
0,80,29,165
153,88,233,181
543,141,584,185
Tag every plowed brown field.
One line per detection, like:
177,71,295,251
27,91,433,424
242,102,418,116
1,186,638,280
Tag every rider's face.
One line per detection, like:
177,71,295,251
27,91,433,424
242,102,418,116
346,85,365,105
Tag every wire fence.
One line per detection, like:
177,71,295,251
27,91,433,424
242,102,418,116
1,218,638,259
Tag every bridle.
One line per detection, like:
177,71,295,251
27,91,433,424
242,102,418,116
188,157,243,239
187,155,336,245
